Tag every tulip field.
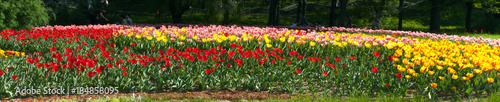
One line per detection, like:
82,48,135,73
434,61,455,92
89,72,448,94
1,24,500,99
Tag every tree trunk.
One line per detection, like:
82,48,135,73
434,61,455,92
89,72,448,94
202,0,206,9
372,0,386,29
296,0,302,25
168,0,192,24
430,0,441,32
465,2,472,32
268,0,280,26
276,8,280,25
301,0,307,20
372,11,383,29
222,0,230,25
268,0,276,25
223,10,230,25
329,0,338,27
337,0,347,27
172,13,183,24
398,0,403,30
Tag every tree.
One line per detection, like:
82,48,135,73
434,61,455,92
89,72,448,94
0,0,50,30
430,0,442,32
464,1,473,32
329,0,338,26
268,0,280,26
465,0,500,33
399,0,404,30
295,0,307,26
168,0,193,24
222,0,231,24
370,0,387,29
337,0,347,27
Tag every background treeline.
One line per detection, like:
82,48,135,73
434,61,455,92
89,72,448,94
1,0,499,34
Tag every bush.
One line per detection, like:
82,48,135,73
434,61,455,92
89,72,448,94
0,0,50,30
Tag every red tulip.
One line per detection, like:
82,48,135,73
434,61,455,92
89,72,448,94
335,70,338,74
350,55,356,60
95,67,102,73
297,55,303,59
287,61,291,65
295,69,302,74
385,83,389,87
388,56,396,61
330,64,337,68
334,57,341,62
322,71,328,75
372,67,379,73
26,58,34,63
123,71,129,76
120,66,127,71
373,52,380,57
0,70,4,76
396,73,401,78
131,42,136,46
50,46,57,51
230,43,236,48
65,48,73,53
12,74,17,80
123,47,129,52
36,63,43,68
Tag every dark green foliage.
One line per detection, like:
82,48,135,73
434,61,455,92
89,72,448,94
47,0,89,25
0,0,50,30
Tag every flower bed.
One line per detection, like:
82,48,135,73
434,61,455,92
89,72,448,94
0,24,499,99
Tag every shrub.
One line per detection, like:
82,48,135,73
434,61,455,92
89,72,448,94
0,0,50,30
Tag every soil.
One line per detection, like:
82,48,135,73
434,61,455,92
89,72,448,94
1,91,291,102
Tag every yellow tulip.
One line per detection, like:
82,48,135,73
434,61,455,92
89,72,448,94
310,41,316,47
488,78,495,83
398,68,406,72
365,43,372,48
430,83,437,88
462,77,469,81
428,71,435,75
405,75,411,79
448,68,456,74
280,37,286,42
452,75,459,80
436,66,443,70
474,69,483,74
420,66,428,73
412,73,419,77
466,73,474,78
